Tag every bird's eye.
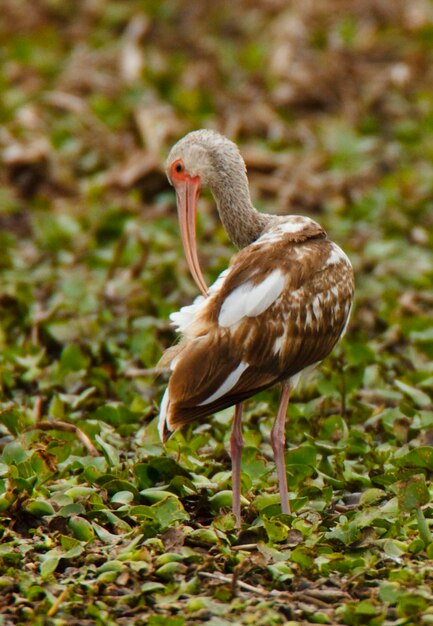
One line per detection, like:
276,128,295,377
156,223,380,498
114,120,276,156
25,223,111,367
175,162,183,173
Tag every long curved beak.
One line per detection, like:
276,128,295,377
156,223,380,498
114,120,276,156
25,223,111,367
174,176,208,297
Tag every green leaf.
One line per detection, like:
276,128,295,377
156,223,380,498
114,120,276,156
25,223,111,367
111,490,134,504
155,561,187,579
394,446,433,470
95,435,120,467
68,516,95,541
0,407,22,436
0,492,14,512
415,508,433,546
155,552,184,566
290,546,314,570
383,539,407,558
140,488,179,503
134,458,190,489
354,600,380,616
188,528,219,546
60,343,90,372
152,498,189,529
397,592,429,617
2,441,29,465
58,503,85,517
394,380,431,408
91,523,119,543
141,582,166,594
208,489,249,513
102,479,138,498
263,516,290,543
25,499,55,517
360,488,386,506
379,583,399,605
286,444,317,466
241,446,270,482
93,404,141,426
40,552,61,578
393,475,430,512
253,493,281,511
268,560,293,582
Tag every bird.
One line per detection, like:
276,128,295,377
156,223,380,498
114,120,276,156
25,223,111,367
158,129,354,527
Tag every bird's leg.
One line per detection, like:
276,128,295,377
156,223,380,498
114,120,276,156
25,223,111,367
270,384,291,515
230,402,244,528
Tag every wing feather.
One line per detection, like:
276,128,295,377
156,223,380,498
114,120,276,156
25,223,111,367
159,222,354,438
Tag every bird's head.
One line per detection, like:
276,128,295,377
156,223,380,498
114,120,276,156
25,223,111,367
165,130,246,297
166,129,244,186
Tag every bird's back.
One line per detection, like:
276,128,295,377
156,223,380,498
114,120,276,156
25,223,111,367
159,215,354,440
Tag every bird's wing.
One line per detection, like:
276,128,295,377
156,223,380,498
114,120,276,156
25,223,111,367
159,221,354,439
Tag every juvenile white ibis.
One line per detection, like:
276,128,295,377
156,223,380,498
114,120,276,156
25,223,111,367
158,129,354,526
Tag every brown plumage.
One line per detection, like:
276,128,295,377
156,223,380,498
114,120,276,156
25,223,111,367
158,130,354,526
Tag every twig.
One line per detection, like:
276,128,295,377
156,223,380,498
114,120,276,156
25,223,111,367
31,304,61,344
231,566,239,597
299,593,332,609
198,571,269,596
302,588,351,602
199,571,349,608
28,421,99,457
34,396,43,421
106,230,129,281
297,601,333,615
47,587,69,617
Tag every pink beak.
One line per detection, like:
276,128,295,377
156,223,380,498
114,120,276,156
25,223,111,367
173,176,208,297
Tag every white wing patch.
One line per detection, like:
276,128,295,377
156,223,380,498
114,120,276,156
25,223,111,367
169,268,229,333
279,217,317,233
312,295,322,320
208,268,230,294
198,361,249,406
170,353,181,371
169,296,205,332
158,388,170,440
219,269,285,328
340,301,353,338
253,216,320,246
325,243,351,267
273,334,284,355
252,231,281,245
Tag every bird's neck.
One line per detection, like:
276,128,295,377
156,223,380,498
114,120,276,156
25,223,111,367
210,174,271,249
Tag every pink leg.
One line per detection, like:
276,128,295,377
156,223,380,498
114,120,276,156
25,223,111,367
270,384,291,515
230,403,244,528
